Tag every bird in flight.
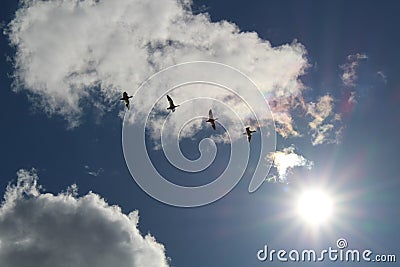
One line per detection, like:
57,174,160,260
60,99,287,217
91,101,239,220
243,127,256,142
206,109,217,130
120,92,133,110
167,95,180,112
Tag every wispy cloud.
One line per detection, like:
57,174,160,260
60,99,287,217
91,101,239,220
267,145,313,182
307,95,334,129
311,123,342,146
0,169,170,267
340,53,368,87
348,91,357,105
376,71,387,84
273,112,300,138
269,95,306,138
84,165,104,177
307,95,342,145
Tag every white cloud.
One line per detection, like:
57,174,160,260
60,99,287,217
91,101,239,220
269,95,306,138
0,169,170,267
340,53,367,87
307,94,334,129
7,0,308,131
348,91,357,105
307,94,341,145
267,146,313,182
311,123,334,146
310,124,342,146
273,112,300,138
376,71,387,83
84,165,104,177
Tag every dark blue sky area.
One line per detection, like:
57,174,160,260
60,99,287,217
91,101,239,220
1,1,399,266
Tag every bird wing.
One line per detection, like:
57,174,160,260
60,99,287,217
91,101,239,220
209,109,214,119
211,121,216,130
167,95,174,105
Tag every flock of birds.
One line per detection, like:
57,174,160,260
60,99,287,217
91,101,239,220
121,92,257,142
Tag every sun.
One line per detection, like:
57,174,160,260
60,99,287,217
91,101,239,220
296,188,334,225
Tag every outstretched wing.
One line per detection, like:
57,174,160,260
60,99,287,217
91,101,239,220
209,109,214,119
167,95,174,106
211,121,216,130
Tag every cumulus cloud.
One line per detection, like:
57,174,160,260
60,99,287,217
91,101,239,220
7,0,308,133
0,169,170,267
340,53,367,87
267,145,313,182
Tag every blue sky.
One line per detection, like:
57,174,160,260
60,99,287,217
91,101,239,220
0,0,399,266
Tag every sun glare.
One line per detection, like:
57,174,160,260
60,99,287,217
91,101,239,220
297,189,334,225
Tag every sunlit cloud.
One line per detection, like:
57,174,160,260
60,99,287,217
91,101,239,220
7,0,308,131
5,0,350,179
273,112,300,138
307,95,334,129
340,53,368,87
310,124,343,146
267,145,313,182
269,95,306,138
306,95,342,145
0,169,170,267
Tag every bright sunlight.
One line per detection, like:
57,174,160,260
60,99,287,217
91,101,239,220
297,188,334,225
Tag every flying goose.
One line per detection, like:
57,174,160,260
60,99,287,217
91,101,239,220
206,109,217,130
243,127,256,142
120,92,133,110
166,95,180,112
